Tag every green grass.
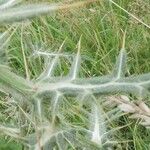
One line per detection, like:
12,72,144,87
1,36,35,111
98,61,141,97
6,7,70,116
0,0,150,149
8,0,150,75
0,139,21,150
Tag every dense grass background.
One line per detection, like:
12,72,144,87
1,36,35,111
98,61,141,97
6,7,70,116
0,0,150,149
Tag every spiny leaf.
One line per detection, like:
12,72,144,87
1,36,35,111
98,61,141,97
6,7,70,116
51,91,62,123
0,1,98,24
0,0,20,10
0,32,8,64
89,97,106,146
28,126,76,150
55,133,68,150
68,37,81,80
112,30,127,80
34,98,43,123
0,65,32,94
112,49,127,80
0,4,58,24
37,40,66,81
126,73,150,88
0,28,18,64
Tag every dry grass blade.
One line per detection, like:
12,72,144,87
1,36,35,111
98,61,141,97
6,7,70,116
109,0,150,29
107,95,150,128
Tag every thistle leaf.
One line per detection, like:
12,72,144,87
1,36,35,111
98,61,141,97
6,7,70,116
0,65,32,94
51,91,62,123
37,40,66,80
0,3,58,24
0,28,17,64
88,96,107,146
0,0,20,10
112,49,127,80
27,126,76,150
0,1,149,147
0,32,8,64
68,37,81,80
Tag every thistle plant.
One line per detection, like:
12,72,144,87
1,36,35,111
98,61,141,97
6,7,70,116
0,0,150,150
